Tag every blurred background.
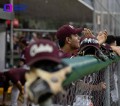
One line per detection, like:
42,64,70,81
0,1,120,106
1,0,120,33
0,0,119,68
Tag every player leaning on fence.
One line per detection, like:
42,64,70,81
53,25,82,105
53,24,108,106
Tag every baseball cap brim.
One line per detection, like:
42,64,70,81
27,56,61,66
73,28,83,34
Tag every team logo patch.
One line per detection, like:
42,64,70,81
80,38,99,45
69,25,74,29
30,44,53,57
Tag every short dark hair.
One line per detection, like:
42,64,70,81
58,39,66,48
105,35,116,45
57,35,74,48
115,36,120,46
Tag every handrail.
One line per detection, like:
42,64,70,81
63,55,120,85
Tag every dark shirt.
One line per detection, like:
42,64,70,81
4,68,28,85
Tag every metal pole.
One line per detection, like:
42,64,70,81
10,0,14,66
107,0,110,34
100,0,103,31
93,0,96,35
104,66,110,106
117,62,120,106
14,28,57,32
112,1,115,35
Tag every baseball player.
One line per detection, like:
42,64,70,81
24,39,71,105
54,24,107,106
1,68,28,106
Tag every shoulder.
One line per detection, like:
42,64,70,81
59,50,72,58
7,68,28,75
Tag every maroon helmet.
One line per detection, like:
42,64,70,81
79,36,108,61
79,36,100,55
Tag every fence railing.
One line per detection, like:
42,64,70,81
52,56,120,106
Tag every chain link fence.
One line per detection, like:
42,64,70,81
3,29,119,106
52,61,120,106
93,0,120,35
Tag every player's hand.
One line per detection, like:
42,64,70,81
99,82,106,90
82,28,94,37
111,46,120,56
89,101,94,106
97,30,107,45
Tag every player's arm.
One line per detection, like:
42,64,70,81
89,82,106,91
10,73,24,95
79,81,106,91
15,81,24,95
110,46,120,56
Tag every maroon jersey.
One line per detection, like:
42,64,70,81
60,50,72,58
4,68,28,85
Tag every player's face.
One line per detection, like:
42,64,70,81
69,34,80,49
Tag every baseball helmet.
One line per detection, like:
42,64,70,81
79,36,108,61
